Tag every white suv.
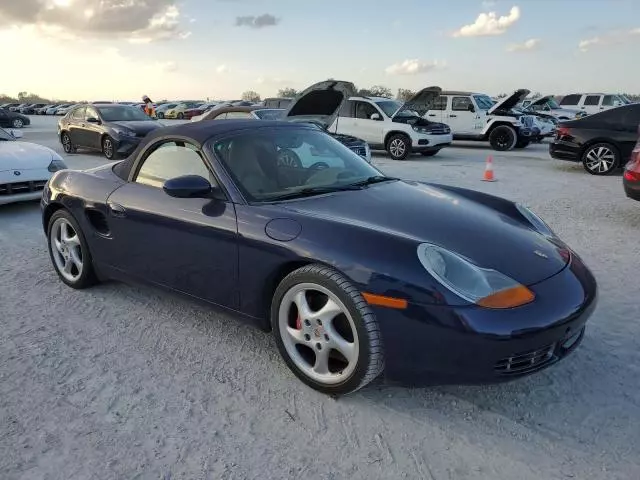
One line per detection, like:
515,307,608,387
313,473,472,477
284,81,453,160
559,93,626,116
426,89,538,151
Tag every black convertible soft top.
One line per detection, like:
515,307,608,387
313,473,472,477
114,119,311,179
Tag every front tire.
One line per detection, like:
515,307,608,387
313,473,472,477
177,112,184,119
157,112,164,119
12,118,24,128
102,136,117,160
489,125,517,151
582,143,619,175
271,264,384,395
47,210,97,289
386,134,411,160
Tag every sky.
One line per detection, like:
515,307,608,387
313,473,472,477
1,0,639,101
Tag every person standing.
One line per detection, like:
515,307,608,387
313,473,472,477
142,95,156,118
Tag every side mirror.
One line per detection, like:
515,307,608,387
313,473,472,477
467,104,476,112
370,113,381,120
9,129,23,139
163,175,214,198
86,117,100,124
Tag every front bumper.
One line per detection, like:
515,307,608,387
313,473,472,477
112,135,142,156
413,133,453,151
372,252,597,386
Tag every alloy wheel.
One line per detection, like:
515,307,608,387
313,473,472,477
584,146,616,174
103,138,114,159
389,139,406,158
12,119,23,128
278,283,359,385
62,133,72,153
50,218,84,283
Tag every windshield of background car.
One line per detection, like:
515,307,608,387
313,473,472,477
207,128,382,202
547,98,561,109
0,127,15,141
97,106,152,122
254,109,285,120
473,95,494,110
375,100,403,117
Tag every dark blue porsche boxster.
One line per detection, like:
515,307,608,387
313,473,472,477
42,119,597,395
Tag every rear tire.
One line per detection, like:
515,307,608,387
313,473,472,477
489,125,517,151
386,134,411,160
271,264,384,395
177,112,184,119
47,210,98,289
61,132,76,153
581,142,619,175
157,112,164,119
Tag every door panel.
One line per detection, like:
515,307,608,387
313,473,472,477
105,184,239,308
83,107,103,149
446,97,478,135
68,107,88,146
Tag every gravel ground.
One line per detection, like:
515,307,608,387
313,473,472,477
1,116,639,480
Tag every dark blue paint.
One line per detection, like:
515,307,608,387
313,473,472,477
42,121,598,384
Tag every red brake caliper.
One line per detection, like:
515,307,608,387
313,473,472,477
296,315,302,330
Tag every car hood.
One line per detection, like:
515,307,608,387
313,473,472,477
0,141,55,170
489,89,531,114
284,80,356,129
110,120,162,134
392,86,441,118
279,180,569,286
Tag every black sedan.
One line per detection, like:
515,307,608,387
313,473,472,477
0,108,30,128
42,120,597,395
550,103,640,175
57,103,163,159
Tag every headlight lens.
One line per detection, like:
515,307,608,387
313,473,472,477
417,243,535,309
412,125,428,133
113,128,137,137
515,203,554,237
48,157,67,172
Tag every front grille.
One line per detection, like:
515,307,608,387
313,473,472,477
0,180,48,196
426,125,451,135
520,115,536,127
495,343,555,375
350,146,367,157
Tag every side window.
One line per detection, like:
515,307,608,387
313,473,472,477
71,107,86,120
339,100,355,117
85,107,99,120
431,96,448,111
560,95,580,106
225,111,252,119
211,112,226,120
452,97,472,111
584,95,600,106
354,101,379,120
602,95,615,107
135,142,214,189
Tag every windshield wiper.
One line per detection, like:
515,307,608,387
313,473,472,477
265,184,364,201
347,175,398,187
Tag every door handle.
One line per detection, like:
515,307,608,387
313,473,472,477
107,202,126,217
449,114,457,118
428,114,436,117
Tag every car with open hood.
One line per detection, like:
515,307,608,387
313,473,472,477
521,96,585,121
41,119,597,395
426,89,537,150
57,103,163,160
197,102,372,162
285,81,452,160
1,127,67,205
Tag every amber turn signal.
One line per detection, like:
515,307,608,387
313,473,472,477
476,285,535,309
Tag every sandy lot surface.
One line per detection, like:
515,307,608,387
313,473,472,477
1,116,639,479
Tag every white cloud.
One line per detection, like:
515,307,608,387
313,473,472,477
453,6,520,37
385,59,446,75
507,38,540,52
578,28,640,52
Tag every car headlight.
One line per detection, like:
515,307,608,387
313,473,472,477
417,243,535,309
412,125,429,133
113,128,137,137
48,157,67,172
515,203,555,237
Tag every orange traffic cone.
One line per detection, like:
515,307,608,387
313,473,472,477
482,155,496,182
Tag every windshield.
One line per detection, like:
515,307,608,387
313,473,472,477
0,127,15,141
254,109,285,120
97,105,152,122
208,128,383,202
473,95,495,110
546,98,561,109
375,100,404,117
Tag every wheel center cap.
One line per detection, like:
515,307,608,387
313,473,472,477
313,326,324,338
